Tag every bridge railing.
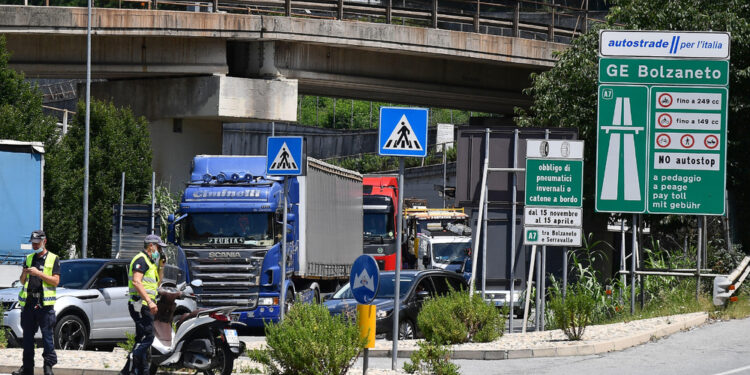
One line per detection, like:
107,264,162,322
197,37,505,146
13,0,607,44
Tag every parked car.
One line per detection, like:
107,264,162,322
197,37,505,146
323,269,468,340
0,258,196,349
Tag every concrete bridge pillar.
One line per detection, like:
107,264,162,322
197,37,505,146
90,74,297,191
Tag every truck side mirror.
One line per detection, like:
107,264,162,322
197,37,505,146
287,213,296,223
167,214,175,224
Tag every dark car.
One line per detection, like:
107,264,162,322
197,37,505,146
324,269,468,340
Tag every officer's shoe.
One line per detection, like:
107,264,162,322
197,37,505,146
44,364,54,375
11,366,24,375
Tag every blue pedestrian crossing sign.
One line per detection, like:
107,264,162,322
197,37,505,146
350,255,380,305
379,107,428,157
266,136,303,175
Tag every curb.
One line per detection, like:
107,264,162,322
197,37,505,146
0,366,119,375
368,312,708,360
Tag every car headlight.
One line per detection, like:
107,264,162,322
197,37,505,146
376,309,390,319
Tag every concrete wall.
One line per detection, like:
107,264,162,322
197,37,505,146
149,118,222,192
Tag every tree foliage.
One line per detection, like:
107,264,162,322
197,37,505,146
0,36,58,149
45,100,153,258
516,0,750,248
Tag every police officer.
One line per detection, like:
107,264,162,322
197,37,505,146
14,230,60,375
121,234,166,375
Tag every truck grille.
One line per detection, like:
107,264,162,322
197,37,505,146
185,250,265,308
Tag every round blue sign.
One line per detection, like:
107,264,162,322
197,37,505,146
349,255,380,304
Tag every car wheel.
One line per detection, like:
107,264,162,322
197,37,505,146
54,315,89,350
398,320,415,340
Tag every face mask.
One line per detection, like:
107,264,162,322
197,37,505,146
32,247,43,254
151,251,160,263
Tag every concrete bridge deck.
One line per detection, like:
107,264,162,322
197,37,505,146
0,5,567,113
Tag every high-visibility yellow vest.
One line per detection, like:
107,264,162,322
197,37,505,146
18,252,58,307
128,252,159,306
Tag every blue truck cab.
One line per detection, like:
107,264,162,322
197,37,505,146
169,155,362,326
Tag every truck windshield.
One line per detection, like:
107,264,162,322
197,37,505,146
432,242,471,264
181,213,275,247
364,212,394,240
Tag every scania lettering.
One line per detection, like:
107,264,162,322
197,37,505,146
169,155,363,326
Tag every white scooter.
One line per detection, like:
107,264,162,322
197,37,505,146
147,280,246,375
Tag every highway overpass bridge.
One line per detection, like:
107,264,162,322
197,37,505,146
0,3,578,187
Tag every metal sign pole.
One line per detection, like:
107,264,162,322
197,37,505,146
509,129,518,332
391,158,404,370
280,178,288,320
696,216,703,301
630,214,637,314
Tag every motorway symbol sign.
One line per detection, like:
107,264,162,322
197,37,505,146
350,255,380,305
266,136,303,176
379,107,428,157
596,85,649,213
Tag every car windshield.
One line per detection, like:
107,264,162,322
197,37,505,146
363,212,394,240
432,242,471,264
330,276,415,299
58,262,104,289
181,213,275,247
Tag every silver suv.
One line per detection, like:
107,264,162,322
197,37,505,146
0,258,196,349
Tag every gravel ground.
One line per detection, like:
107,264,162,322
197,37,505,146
0,312,707,375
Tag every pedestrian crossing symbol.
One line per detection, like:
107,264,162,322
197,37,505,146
595,85,648,213
266,136,303,176
379,107,428,157
383,114,424,151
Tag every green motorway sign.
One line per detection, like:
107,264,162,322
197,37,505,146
525,159,583,207
648,86,727,215
595,85,649,213
596,31,729,215
599,58,729,86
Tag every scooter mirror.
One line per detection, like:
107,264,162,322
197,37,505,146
191,279,203,288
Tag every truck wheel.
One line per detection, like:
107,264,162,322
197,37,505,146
284,290,295,312
54,315,89,350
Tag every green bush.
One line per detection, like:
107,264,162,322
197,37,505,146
403,340,460,375
0,305,6,348
248,303,365,375
417,290,504,345
116,332,136,355
548,283,596,340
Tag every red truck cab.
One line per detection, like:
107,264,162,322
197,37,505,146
362,176,399,270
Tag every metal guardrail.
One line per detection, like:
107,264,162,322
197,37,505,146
14,0,607,44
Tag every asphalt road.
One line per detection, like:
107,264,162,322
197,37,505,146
357,317,750,375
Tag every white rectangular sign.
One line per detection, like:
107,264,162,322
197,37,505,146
524,207,582,227
600,31,730,59
436,123,454,152
655,91,723,110
526,140,584,159
655,112,721,131
653,152,720,171
523,226,582,247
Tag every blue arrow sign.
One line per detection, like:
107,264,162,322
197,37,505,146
266,137,303,175
349,255,380,305
378,107,428,157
